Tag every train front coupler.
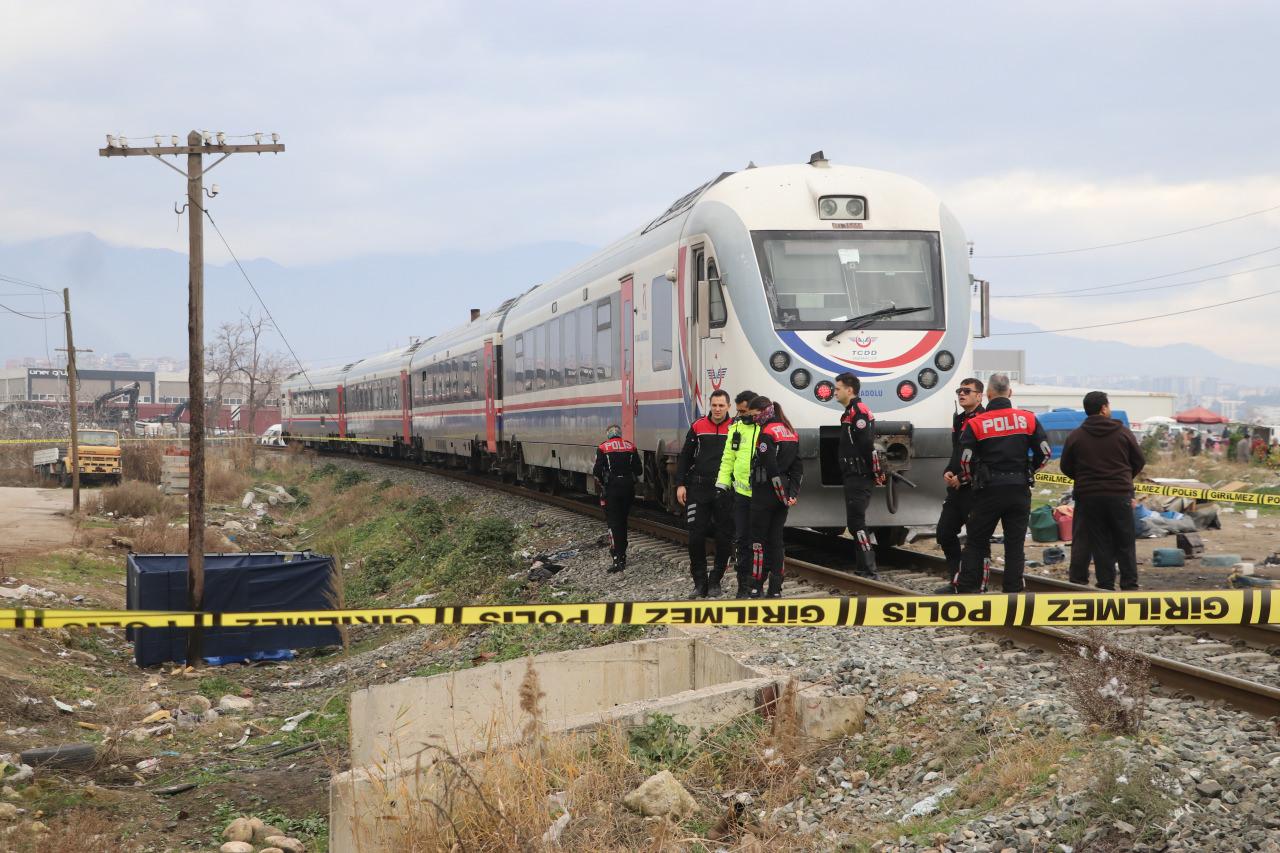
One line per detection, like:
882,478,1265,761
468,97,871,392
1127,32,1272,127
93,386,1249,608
874,420,916,514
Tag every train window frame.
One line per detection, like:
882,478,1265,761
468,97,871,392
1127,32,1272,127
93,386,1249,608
563,310,578,387
752,229,944,331
548,317,562,388
651,273,673,372
577,305,595,384
707,258,727,328
595,297,614,381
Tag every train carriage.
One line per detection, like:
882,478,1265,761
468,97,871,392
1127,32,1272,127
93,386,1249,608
283,155,982,542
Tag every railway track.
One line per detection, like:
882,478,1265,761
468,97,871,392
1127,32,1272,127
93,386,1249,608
294,447,1280,717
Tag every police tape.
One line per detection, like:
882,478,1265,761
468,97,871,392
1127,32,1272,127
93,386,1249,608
1034,472,1280,507
0,590,1273,631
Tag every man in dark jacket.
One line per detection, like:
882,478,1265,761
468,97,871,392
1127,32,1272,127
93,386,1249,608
1059,391,1145,590
936,377,985,588
675,390,733,597
834,372,884,578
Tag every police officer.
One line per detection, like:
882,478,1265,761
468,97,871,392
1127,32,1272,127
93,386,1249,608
935,377,985,590
952,373,1051,593
834,372,883,579
716,390,759,598
747,396,803,598
675,390,734,598
593,424,642,573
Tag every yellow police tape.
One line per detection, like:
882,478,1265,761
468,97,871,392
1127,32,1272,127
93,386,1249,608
0,590,1272,630
1034,472,1280,507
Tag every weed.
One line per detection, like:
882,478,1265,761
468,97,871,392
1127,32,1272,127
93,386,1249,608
333,468,368,492
198,674,238,700
308,462,340,481
629,713,695,770
1059,629,1150,734
1059,750,1174,847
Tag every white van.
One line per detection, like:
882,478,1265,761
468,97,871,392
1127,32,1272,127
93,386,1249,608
259,424,285,446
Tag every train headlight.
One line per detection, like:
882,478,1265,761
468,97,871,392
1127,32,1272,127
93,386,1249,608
818,195,868,220
790,368,811,389
918,368,939,389
935,350,955,372
814,380,835,402
896,380,917,401
769,350,791,372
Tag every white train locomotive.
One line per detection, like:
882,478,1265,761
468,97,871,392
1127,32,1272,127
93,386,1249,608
283,154,985,543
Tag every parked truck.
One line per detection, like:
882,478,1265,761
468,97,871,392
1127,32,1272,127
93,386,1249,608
33,429,123,486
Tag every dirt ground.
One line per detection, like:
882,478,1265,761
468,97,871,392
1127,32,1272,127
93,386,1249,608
0,485,74,559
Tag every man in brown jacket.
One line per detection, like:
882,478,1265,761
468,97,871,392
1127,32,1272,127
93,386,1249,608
1059,391,1145,590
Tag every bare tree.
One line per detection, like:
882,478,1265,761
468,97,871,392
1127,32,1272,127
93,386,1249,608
233,312,287,438
208,321,247,431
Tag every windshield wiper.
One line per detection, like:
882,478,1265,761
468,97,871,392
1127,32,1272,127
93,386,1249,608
825,305,929,341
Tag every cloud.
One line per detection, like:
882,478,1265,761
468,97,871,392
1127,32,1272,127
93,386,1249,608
944,172,1280,365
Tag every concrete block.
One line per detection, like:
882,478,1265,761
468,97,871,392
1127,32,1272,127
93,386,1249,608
796,686,866,740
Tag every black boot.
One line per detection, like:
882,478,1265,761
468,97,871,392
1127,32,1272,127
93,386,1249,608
691,566,708,599
707,566,725,598
854,547,881,580
608,555,626,574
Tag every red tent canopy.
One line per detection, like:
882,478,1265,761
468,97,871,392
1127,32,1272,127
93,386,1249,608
1175,406,1229,425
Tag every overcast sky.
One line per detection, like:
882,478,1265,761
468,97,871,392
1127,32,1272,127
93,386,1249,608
3,1,1280,366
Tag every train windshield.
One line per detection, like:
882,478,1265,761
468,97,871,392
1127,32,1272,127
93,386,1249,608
754,231,943,331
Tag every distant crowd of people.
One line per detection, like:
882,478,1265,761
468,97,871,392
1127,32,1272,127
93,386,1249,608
594,372,1151,598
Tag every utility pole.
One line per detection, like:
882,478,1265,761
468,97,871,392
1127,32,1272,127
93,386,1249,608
56,288,91,512
100,130,284,663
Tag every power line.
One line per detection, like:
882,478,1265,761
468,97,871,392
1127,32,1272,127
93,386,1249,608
0,272,60,296
991,287,1280,336
996,260,1280,300
975,201,1280,259
996,242,1280,298
202,208,313,390
0,301,63,320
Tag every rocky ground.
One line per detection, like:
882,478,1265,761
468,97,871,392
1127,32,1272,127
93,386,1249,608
0,450,1277,851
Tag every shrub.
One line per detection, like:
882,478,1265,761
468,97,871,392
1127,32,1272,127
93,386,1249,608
100,481,172,518
334,468,368,492
1059,629,1150,734
206,464,251,502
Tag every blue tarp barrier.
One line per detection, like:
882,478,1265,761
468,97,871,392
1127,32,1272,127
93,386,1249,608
126,551,340,667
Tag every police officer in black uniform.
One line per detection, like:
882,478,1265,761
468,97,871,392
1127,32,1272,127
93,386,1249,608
952,373,1051,593
593,424,642,573
675,389,734,598
834,372,884,579
935,377,985,590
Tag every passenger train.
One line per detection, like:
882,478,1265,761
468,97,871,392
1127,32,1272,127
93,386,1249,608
282,154,986,544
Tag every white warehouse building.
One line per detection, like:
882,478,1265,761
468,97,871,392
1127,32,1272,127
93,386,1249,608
1005,383,1176,424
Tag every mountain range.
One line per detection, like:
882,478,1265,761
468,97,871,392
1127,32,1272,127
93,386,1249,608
1,232,1274,387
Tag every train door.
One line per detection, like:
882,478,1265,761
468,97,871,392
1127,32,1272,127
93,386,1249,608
336,385,347,438
620,276,636,441
687,246,704,416
696,249,729,405
483,339,498,453
400,370,411,443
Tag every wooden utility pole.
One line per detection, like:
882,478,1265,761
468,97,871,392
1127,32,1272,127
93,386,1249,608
99,131,284,663
60,288,82,511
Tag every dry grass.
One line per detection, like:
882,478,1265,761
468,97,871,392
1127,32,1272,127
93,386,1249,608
121,442,164,484
97,481,175,518
342,674,828,853
127,515,237,554
1059,630,1151,734
0,442,42,487
953,731,1073,810
206,463,251,503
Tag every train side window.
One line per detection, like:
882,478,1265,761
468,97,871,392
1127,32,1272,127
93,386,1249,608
596,298,613,381
563,310,577,386
707,259,727,327
536,325,548,391
577,306,594,384
513,335,524,394
470,354,480,401
651,274,673,371
548,317,562,388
